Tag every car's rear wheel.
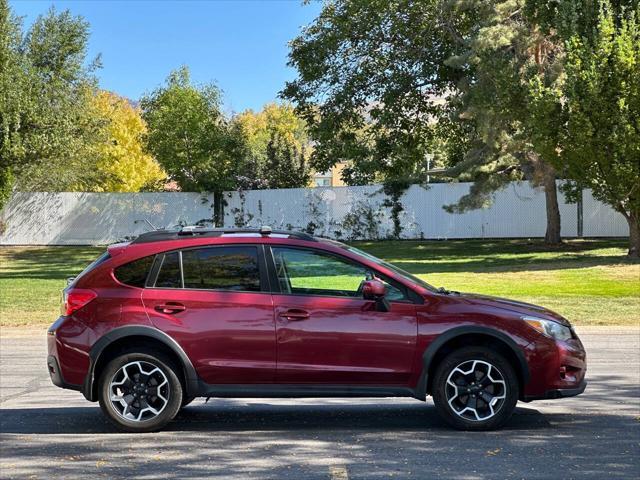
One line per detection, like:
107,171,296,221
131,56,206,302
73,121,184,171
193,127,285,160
98,349,182,432
432,346,519,430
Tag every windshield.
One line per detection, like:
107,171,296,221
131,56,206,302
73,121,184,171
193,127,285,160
344,245,438,292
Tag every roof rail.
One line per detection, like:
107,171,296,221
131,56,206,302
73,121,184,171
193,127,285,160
130,226,316,244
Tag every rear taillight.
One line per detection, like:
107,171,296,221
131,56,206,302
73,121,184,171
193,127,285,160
62,288,97,316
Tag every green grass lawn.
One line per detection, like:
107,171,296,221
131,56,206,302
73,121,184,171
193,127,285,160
1,239,638,327
353,239,640,326
1,246,105,327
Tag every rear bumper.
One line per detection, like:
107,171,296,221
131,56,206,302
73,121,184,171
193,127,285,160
523,379,587,401
47,316,89,394
46,355,81,392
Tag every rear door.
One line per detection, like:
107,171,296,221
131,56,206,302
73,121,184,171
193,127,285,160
268,246,417,385
142,245,275,384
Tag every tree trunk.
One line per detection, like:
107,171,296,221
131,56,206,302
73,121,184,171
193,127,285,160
213,191,224,227
542,168,562,245
624,212,640,258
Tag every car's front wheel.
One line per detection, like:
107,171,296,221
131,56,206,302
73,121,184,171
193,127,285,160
432,346,519,430
98,349,183,432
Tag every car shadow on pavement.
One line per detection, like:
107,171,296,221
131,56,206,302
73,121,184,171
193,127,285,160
0,403,554,435
2,389,638,480
2,403,637,480
1,374,637,435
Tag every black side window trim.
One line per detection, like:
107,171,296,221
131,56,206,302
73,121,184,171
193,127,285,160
151,251,183,289
147,244,269,293
265,245,420,304
145,254,163,288
178,250,186,288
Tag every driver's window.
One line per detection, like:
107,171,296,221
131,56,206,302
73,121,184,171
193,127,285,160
272,247,369,297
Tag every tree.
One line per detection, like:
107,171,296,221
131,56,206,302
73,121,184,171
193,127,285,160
0,0,24,207
438,0,571,244
0,2,105,207
283,0,455,185
283,0,567,244
89,91,166,192
283,0,469,238
264,133,310,189
141,67,243,225
447,0,640,251
232,103,311,188
548,1,639,256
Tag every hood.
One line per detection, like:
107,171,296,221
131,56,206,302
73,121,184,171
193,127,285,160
457,293,571,326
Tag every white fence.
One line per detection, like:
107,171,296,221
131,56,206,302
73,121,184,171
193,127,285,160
0,192,213,245
223,182,628,240
0,182,628,245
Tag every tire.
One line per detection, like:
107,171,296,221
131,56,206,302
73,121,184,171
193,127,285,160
98,349,183,433
431,346,519,431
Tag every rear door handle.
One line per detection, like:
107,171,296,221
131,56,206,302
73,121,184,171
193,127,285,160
279,309,310,321
155,303,186,314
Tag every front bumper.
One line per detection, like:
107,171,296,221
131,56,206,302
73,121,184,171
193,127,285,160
522,332,587,401
523,379,587,401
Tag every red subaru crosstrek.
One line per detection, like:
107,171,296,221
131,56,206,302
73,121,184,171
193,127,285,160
47,227,586,432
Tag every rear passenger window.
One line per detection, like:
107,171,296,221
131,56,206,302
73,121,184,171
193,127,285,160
182,246,261,291
114,256,154,287
155,252,182,288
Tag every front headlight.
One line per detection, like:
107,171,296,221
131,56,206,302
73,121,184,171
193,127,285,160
522,316,572,341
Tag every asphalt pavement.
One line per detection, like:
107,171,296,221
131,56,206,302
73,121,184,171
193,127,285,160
1,326,639,479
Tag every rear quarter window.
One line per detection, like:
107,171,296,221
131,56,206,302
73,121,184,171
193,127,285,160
72,251,111,285
114,256,154,287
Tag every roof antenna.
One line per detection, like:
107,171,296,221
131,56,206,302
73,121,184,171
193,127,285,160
259,226,272,235
134,219,158,231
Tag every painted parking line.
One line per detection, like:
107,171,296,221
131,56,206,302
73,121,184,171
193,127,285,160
329,465,349,480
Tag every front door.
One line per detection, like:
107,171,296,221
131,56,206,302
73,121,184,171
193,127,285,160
142,245,275,384
269,246,417,385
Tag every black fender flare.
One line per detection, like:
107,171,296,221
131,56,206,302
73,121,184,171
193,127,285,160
414,325,530,399
83,326,199,401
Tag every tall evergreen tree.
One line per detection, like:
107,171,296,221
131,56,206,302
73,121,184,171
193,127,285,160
440,0,568,243
283,0,566,243
264,133,310,189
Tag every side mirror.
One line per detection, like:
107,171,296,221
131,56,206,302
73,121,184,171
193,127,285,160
362,279,390,312
362,279,385,299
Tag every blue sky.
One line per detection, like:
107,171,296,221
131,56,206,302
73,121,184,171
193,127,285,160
10,0,322,113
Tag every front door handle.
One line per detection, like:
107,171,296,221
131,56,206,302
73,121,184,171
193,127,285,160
279,309,310,321
155,302,186,314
